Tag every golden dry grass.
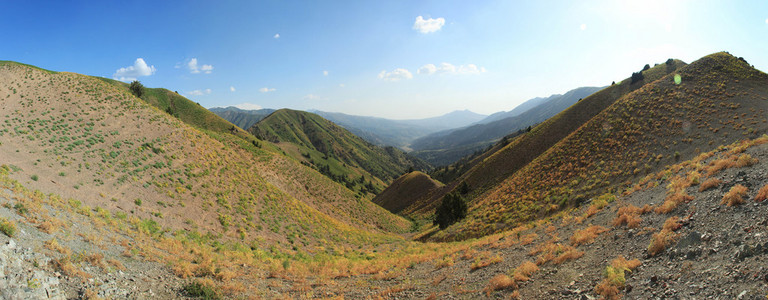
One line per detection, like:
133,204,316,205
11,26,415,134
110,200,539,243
595,256,642,300
612,204,652,228
570,225,608,246
698,178,722,192
511,260,539,282
755,184,768,202
655,192,693,214
485,274,517,296
648,229,677,256
721,184,748,206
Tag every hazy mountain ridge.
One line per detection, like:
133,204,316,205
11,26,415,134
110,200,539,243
209,106,276,130
410,86,603,165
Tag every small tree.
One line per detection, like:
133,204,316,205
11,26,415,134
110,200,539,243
630,71,644,84
642,64,650,71
434,193,467,229
129,80,144,98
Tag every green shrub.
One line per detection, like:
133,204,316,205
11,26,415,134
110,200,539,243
30,174,38,181
0,217,16,237
183,282,219,300
434,192,467,229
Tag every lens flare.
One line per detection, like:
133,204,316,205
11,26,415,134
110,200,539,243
674,74,682,85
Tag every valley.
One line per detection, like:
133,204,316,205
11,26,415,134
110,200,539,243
1,52,767,299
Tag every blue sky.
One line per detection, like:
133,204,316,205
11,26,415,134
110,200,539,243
2,1,767,119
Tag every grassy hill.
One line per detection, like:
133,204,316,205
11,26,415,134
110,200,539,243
434,52,768,240
0,60,415,249
410,86,603,165
371,171,444,215
249,109,429,194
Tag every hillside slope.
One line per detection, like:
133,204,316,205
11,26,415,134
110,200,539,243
0,61,412,247
441,52,768,240
410,86,603,165
250,109,429,193
371,171,444,214
391,59,687,220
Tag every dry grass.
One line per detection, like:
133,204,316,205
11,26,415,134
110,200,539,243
648,229,677,256
595,256,642,300
470,252,503,271
655,192,693,214
106,259,124,270
532,242,584,265
485,274,517,296
511,260,539,281
85,252,108,270
721,184,748,206
755,184,768,202
433,256,455,270
698,178,722,192
613,204,652,228
662,216,682,232
519,233,538,245
51,256,90,279
44,238,71,255
570,225,608,246
735,154,758,167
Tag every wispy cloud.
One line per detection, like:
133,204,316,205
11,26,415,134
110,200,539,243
188,89,212,96
188,58,213,74
418,63,486,75
229,86,236,92
234,103,262,110
113,58,156,82
378,68,413,81
274,33,280,39
259,87,276,93
323,70,329,76
413,16,445,34
303,94,319,100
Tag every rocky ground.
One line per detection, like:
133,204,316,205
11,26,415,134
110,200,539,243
0,187,185,299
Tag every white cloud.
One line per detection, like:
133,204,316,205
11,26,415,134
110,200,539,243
580,23,587,30
458,64,486,74
259,87,276,93
113,58,156,82
188,58,213,74
233,103,262,110
187,89,212,96
413,16,445,34
765,18,768,24
378,68,413,81
229,86,236,92
274,33,280,39
417,63,486,75
339,83,345,88
323,70,329,76
417,64,437,75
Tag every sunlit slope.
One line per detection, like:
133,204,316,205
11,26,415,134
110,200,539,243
439,52,768,240
0,61,411,250
395,59,686,220
371,171,444,214
250,109,429,193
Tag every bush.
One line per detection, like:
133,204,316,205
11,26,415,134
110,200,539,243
129,80,144,98
31,174,38,181
0,217,16,237
630,71,644,84
642,64,651,71
434,193,467,229
721,184,748,206
183,282,220,300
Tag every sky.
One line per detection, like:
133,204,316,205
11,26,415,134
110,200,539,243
2,0,767,119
